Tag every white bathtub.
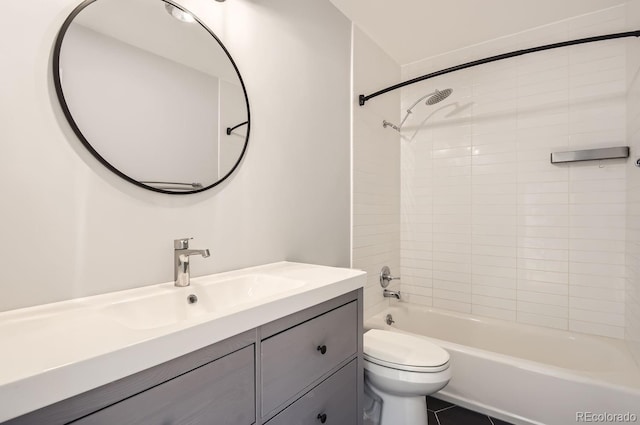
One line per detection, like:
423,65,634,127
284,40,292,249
366,304,640,425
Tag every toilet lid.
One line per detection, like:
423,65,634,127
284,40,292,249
364,329,450,371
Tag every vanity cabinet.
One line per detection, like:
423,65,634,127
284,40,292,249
261,301,358,415
4,289,363,425
74,345,255,425
266,360,357,425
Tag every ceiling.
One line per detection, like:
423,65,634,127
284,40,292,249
328,0,629,65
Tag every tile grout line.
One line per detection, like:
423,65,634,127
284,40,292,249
433,404,457,413
433,411,443,425
429,398,515,425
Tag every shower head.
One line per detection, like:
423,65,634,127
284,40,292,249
426,88,453,105
382,87,454,132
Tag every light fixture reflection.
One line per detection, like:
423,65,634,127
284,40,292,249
164,3,195,23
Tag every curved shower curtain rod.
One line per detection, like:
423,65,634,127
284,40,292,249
358,30,640,107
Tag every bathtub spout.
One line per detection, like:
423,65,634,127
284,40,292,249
383,289,401,299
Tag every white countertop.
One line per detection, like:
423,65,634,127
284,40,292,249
0,261,365,422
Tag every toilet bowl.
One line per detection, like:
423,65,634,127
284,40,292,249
363,329,451,425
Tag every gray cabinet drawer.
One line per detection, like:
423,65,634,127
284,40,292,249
75,345,255,425
261,301,357,415
266,360,357,425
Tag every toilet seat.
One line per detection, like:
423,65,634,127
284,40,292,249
364,354,449,373
364,329,450,373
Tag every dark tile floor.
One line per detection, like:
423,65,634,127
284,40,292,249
427,396,514,425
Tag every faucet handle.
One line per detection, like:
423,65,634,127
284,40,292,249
174,238,193,249
380,266,400,288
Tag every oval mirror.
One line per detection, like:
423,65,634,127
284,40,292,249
53,0,250,194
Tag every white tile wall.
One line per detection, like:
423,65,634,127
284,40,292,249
400,5,630,338
352,26,401,319
625,0,640,365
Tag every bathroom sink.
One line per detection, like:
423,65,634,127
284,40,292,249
99,274,306,330
192,273,307,310
0,261,366,423
99,288,210,330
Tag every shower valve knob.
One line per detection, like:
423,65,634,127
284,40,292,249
380,266,400,288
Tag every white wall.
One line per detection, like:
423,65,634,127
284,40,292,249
352,26,401,318
626,0,640,365
62,24,220,184
0,0,351,312
400,5,629,338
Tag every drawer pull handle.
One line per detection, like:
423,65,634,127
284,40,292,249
317,413,327,423
317,345,327,355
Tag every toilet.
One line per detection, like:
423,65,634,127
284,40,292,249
363,329,451,425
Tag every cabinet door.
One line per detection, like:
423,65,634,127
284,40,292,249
266,360,357,425
261,302,358,415
74,345,255,425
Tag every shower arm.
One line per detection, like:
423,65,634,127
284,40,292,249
359,30,640,107
397,90,438,128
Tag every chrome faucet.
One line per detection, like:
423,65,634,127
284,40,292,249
174,238,210,287
383,289,401,299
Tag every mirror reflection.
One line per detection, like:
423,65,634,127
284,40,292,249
54,0,250,193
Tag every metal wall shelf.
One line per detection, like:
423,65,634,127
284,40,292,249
550,146,629,164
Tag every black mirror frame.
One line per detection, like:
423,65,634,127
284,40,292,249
52,0,251,195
